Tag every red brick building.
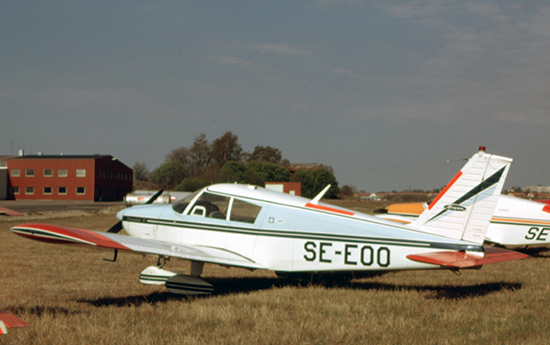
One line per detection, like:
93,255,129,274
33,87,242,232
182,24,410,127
6,155,132,201
265,182,302,196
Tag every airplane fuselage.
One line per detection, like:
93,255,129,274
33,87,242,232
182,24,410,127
118,184,480,273
486,196,550,245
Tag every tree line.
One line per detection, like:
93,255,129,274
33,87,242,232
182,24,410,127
132,131,340,198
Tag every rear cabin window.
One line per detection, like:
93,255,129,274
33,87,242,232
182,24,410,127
229,199,262,224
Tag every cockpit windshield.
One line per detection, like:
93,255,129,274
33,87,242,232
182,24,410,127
172,188,263,224
171,189,201,214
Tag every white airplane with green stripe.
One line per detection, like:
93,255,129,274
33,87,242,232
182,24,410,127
11,147,527,295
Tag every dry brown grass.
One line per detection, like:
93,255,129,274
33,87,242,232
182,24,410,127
1,203,550,344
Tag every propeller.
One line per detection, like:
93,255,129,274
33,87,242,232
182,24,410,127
106,189,164,234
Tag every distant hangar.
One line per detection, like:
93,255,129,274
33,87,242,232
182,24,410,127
0,153,132,201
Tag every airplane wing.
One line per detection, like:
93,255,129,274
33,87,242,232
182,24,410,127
0,207,23,217
407,246,528,268
10,223,265,270
0,309,29,334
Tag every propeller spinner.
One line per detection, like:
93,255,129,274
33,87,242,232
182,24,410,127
106,189,164,233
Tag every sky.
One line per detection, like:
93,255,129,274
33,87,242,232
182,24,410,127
2,1,549,192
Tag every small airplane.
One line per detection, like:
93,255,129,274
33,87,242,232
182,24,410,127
11,147,528,295
377,194,550,247
0,309,29,335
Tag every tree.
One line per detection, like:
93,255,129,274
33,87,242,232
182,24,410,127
174,177,207,192
211,131,242,167
339,185,355,198
220,161,247,183
165,147,192,166
249,145,282,164
220,160,290,186
511,186,523,193
152,161,188,189
132,162,150,181
202,163,221,185
243,167,264,186
244,161,290,186
292,169,315,198
292,166,339,198
189,133,212,177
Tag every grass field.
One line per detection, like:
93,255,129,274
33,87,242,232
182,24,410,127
1,202,550,344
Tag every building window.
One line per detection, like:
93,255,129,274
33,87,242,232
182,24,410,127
76,169,86,177
25,169,35,177
44,169,53,177
12,186,19,194
43,187,52,195
58,169,68,177
76,187,85,195
11,169,20,177
58,187,67,195
25,186,34,195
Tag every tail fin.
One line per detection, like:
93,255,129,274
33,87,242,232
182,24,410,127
410,147,513,245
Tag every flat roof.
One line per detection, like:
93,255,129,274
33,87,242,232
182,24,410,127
8,154,113,160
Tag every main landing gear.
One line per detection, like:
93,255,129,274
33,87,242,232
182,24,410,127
138,257,213,295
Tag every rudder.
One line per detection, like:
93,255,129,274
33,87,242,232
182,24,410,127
411,147,513,245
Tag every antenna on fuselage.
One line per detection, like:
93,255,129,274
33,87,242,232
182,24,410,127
311,185,331,204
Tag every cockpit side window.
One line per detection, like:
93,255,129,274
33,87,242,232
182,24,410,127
229,199,262,224
190,192,230,219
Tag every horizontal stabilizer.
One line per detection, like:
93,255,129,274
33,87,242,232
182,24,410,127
407,247,528,268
